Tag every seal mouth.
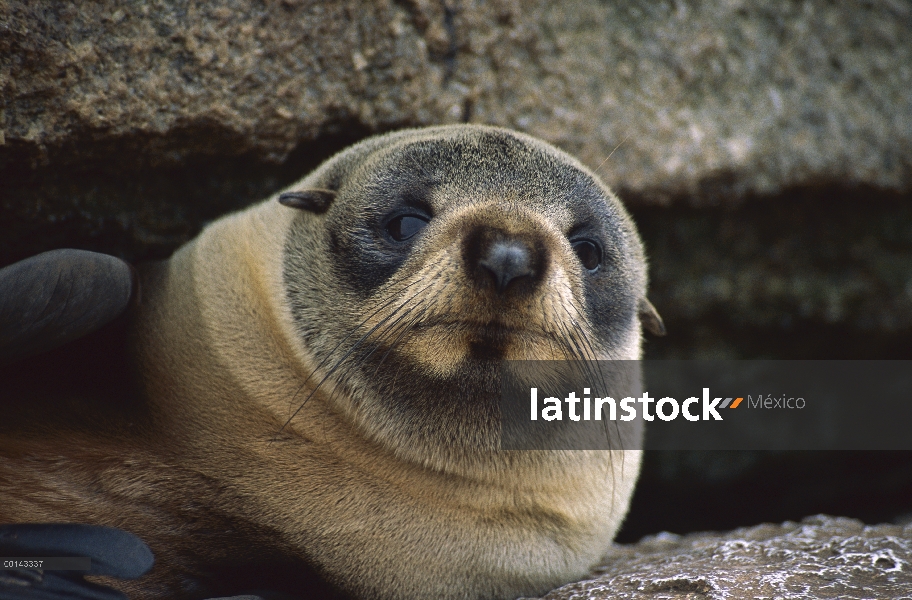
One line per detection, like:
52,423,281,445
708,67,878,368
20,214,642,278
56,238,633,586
417,318,546,354
470,322,516,345
467,324,518,359
417,318,530,339
385,317,580,366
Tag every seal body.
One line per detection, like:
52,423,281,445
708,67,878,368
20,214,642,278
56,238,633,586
0,125,654,600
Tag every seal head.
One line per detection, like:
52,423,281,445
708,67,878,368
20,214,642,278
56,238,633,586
280,125,651,467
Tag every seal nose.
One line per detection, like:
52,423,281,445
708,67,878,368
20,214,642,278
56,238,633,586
463,227,545,296
478,240,534,294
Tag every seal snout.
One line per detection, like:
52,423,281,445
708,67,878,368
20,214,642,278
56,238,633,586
479,240,533,293
463,226,546,297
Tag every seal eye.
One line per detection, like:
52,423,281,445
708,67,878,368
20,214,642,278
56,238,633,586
572,239,601,272
386,215,430,242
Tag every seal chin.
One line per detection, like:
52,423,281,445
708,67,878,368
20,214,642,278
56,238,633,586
465,323,519,359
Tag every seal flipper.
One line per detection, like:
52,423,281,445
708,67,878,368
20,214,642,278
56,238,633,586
0,250,137,366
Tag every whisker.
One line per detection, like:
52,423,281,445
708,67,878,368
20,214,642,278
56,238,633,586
282,272,428,419
320,269,447,420
554,288,622,451
279,279,440,431
539,295,573,362
292,260,448,424
556,286,616,392
557,283,602,360
371,302,433,376
593,133,631,178
332,295,434,414
349,265,450,374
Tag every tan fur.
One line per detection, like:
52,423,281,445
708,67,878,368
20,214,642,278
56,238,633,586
0,125,653,600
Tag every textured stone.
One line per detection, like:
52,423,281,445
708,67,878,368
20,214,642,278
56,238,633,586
634,196,912,351
2,0,911,198
534,516,912,600
2,3,911,346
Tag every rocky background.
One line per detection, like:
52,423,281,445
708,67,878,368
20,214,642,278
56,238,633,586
534,516,912,600
3,0,911,596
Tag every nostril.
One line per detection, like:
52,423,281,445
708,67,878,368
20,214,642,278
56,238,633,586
478,241,534,294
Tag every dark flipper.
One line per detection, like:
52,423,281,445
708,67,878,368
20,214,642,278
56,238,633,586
0,250,136,366
0,523,154,600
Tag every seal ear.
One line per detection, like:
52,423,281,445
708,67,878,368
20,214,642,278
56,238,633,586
278,189,336,213
638,297,666,336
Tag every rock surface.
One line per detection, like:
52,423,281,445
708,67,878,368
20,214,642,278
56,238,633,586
3,0,911,199
3,0,912,349
4,0,912,341
535,516,912,600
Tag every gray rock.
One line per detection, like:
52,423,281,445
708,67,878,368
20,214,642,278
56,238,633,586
534,516,912,599
3,1,912,347
2,0,910,198
635,197,912,351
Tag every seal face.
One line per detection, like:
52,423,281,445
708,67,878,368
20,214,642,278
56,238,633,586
282,126,648,465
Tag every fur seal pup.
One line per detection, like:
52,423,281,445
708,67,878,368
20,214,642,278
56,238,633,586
0,124,663,600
